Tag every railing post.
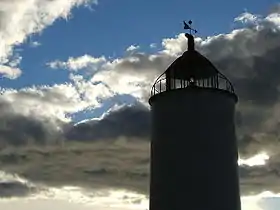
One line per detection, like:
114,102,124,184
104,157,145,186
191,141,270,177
166,72,171,91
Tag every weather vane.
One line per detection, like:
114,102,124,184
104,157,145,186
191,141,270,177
183,20,197,35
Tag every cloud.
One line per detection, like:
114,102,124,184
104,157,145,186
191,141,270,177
150,43,157,48
1,75,113,121
0,140,150,194
0,75,113,145
65,103,150,141
0,65,22,79
48,55,106,71
234,12,261,25
239,153,269,167
0,0,98,79
30,41,41,48
0,98,66,146
0,171,37,198
239,153,280,195
126,45,140,52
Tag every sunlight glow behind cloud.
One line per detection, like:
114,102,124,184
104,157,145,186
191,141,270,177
0,170,148,210
239,153,270,167
0,169,277,210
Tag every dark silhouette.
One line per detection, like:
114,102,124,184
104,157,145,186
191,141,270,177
183,20,198,34
148,21,241,210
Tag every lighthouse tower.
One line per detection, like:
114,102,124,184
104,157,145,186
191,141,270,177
148,21,241,210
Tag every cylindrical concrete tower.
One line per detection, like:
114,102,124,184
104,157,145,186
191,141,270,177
149,23,241,210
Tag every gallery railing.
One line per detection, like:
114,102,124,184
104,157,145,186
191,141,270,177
150,72,235,97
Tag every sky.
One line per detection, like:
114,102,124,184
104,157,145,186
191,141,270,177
1,0,280,209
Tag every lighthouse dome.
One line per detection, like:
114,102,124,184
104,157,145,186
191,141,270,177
150,32,236,101
165,49,219,81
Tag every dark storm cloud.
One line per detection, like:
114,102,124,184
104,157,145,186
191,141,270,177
0,140,150,195
0,139,278,196
0,181,36,198
65,103,150,141
210,31,280,106
0,100,64,147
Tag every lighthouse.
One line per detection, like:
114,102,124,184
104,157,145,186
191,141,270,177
148,21,241,210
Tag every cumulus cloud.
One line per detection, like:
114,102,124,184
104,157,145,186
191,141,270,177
150,43,157,48
126,45,140,52
30,41,41,48
1,74,113,121
234,12,261,25
48,55,106,71
0,0,98,79
0,74,113,146
0,65,22,79
65,103,150,141
0,171,37,198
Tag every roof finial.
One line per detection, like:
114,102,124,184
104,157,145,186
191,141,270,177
183,20,197,51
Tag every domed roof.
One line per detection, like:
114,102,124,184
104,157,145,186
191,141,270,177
165,50,219,80
165,33,218,81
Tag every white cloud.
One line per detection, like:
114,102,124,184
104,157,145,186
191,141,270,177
234,12,261,24
150,43,157,48
0,0,98,79
161,33,188,56
0,75,112,124
69,73,114,103
0,53,22,79
239,153,270,167
30,41,41,48
0,65,22,79
48,55,106,71
126,45,140,52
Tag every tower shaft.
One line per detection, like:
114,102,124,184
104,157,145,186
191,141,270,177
149,89,241,210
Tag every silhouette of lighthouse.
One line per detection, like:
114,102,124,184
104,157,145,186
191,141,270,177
148,21,241,210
